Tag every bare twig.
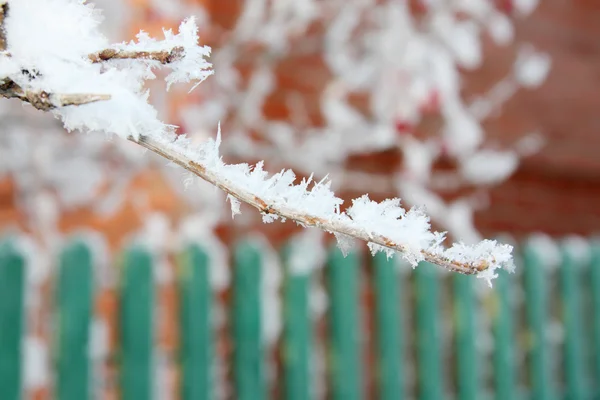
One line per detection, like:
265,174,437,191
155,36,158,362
135,134,489,275
89,46,185,64
0,78,110,110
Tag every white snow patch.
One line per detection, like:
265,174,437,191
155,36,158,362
288,228,326,276
563,235,591,266
526,234,561,270
461,150,519,185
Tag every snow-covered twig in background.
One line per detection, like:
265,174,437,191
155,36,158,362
0,0,514,283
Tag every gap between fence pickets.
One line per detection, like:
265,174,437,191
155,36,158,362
0,1,514,279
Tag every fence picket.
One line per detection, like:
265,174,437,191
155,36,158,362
453,274,479,400
327,248,362,400
373,253,403,400
522,243,554,400
591,242,600,398
492,269,516,400
0,239,25,400
2,233,600,399
120,246,153,400
56,240,94,400
282,246,311,400
233,242,264,400
179,245,212,400
415,262,443,400
560,244,588,399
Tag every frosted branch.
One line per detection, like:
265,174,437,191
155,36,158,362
133,133,513,279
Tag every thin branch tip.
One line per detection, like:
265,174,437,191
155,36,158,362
0,78,111,110
89,46,185,64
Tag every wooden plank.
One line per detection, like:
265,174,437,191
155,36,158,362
232,242,264,400
282,245,311,400
120,246,153,400
327,248,362,400
0,239,25,400
56,240,94,400
415,262,443,400
453,274,479,400
179,244,212,400
591,242,600,398
373,253,403,400
522,242,555,400
560,243,588,399
491,269,516,400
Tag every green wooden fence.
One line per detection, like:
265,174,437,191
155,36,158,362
0,235,599,399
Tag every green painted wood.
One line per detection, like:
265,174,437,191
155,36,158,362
491,269,516,400
179,245,212,400
120,246,153,400
373,253,403,400
282,246,311,400
327,248,362,400
560,245,588,400
56,240,94,400
591,242,600,398
522,243,554,400
232,242,264,400
453,274,479,400
0,240,25,400
415,262,443,400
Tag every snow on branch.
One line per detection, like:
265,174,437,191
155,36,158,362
0,0,514,284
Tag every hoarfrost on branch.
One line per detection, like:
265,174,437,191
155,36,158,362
0,0,531,284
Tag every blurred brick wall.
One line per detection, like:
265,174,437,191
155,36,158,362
202,0,600,238
472,0,600,236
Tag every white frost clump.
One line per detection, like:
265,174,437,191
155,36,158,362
563,235,591,266
526,233,561,269
112,17,213,90
288,229,326,276
2,0,212,140
461,150,519,185
514,46,551,88
437,240,515,286
346,195,437,264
